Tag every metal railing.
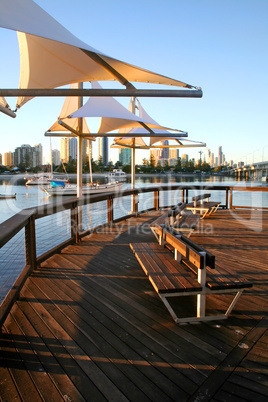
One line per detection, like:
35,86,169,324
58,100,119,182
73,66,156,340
0,184,267,327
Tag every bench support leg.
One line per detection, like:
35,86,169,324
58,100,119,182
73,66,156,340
156,288,247,324
197,267,206,318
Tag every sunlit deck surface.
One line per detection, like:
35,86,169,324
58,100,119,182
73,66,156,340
1,209,267,401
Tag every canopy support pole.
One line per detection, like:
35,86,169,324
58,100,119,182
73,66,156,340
130,97,137,213
82,50,135,90
0,104,16,118
77,83,83,198
0,89,203,98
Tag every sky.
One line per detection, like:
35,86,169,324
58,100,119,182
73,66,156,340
0,0,268,165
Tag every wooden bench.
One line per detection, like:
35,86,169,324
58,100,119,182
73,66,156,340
186,193,221,219
130,225,252,324
150,202,200,237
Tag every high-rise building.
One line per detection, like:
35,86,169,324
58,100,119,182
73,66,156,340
98,138,108,165
14,144,34,168
181,154,188,166
150,149,158,166
34,143,43,166
218,146,223,166
60,138,69,163
169,148,179,160
3,152,13,166
51,149,61,166
169,148,179,167
159,140,169,160
119,148,131,165
211,153,214,167
69,138,77,160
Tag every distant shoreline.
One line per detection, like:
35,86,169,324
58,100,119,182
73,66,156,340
0,172,226,179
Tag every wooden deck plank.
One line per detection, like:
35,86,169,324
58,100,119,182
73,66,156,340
23,279,153,401
0,209,267,400
1,324,43,401
29,274,189,401
46,255,213,383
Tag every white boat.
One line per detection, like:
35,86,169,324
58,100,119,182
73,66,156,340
25,174,68,186
25,174,51,186
0,193,16,199
42,180,123,196
106,169,127,182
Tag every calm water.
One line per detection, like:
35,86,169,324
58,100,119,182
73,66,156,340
0,173,267,224
0,173,267,303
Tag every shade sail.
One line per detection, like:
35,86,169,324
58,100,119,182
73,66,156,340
0,97,8,108
113,99,189,148
47,83,92,138
68,82,184,134
0,96,16,117
0,0,196,108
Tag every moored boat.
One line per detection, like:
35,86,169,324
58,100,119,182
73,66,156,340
25,174,68,186
106,169,127,182
0,193,16,199
42,180,123,196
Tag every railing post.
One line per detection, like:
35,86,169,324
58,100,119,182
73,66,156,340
107,197,114,223
71,204,79,243
185,188,189,204
229,188,233,210
25,216,37,271
181,189,184,203
154,190,159,211
225,188,229,209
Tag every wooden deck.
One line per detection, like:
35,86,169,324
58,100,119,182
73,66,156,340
0,209,267,401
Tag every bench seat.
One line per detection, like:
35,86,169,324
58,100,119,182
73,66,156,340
173,213,200,233
130,225,253,324
183,259,252,290
186,193,221,218
150,202,200,237
130,243,202,294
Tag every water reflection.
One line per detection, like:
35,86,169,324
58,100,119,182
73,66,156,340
0,173,266,225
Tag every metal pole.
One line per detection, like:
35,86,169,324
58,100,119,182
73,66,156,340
0,104,16,118
77,83,83,198
130,97,137,212
0,88,203,98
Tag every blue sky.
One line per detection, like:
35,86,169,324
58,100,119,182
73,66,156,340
0,0,267,165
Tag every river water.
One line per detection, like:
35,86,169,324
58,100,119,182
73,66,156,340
0,173,267,303
0,173,267,224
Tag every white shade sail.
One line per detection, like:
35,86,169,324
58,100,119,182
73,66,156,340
47,83,92,137
68,82,184,134
0,0,195,108
0,97,8,108
113,99,190,148
0,96,16,117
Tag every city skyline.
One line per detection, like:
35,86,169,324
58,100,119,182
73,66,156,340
1,140,260,169
0,1,267,165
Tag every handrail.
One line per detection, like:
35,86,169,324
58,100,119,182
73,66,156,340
0,184,267,328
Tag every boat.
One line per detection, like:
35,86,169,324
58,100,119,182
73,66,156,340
106,169,127,182
25,174,69,186
0,193,16,199
25,174,52,186
42,180,123,196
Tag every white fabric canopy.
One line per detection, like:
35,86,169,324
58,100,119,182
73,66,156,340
113,99,188,148
0,96,8,108
0,0,194,108
68,82,183,134
47,83,91,136
0,96,16,117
